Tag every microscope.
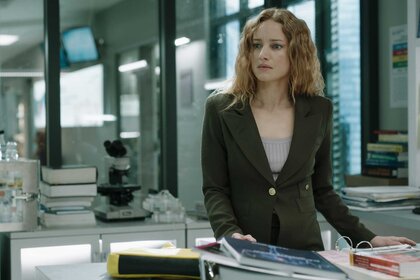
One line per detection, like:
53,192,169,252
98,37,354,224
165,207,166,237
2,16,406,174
94,140,150,221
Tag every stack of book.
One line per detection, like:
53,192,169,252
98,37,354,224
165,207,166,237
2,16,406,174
363,130,408,179
39,165,97,227
195,237,348,280
341,186,420,211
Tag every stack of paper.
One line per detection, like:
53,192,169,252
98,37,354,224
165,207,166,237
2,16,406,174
341,186,420,211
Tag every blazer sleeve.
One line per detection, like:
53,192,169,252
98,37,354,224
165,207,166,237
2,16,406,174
201,95,243,239
312,99,376,246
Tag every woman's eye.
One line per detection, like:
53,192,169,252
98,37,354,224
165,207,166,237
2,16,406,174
252,43,262,49
272,44,283,49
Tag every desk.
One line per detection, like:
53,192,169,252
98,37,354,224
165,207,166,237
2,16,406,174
351,210,420,241
34,262,305,280
36,263,110,280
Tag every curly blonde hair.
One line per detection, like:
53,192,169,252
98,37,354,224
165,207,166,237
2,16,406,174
223,8,324,107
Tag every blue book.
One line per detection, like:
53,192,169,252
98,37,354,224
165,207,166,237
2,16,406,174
221,237,347,280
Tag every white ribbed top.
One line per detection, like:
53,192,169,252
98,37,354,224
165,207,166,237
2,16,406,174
261,136,292,180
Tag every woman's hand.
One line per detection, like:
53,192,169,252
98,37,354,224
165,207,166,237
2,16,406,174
231,232,257,242
370,236,417,247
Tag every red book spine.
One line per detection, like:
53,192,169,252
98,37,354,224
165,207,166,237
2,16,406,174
351,254,400,277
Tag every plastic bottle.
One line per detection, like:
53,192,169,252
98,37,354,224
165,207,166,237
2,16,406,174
0,130,6,161
5,141,18,161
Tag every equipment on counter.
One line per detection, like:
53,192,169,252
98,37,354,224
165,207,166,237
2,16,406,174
94,140,150,221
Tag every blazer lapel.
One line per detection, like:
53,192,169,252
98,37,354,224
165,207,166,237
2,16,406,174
222,104,275,185
276,97,323,186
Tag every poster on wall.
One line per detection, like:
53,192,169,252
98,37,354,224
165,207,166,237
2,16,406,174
389,25,407,108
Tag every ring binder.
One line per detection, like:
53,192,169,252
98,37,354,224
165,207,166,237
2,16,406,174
335,236,375,253
335,236,353,252
355,240,373,252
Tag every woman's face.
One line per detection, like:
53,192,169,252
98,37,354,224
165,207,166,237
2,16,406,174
251,19,290,85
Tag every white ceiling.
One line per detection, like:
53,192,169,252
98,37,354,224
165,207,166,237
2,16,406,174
0,0,122,66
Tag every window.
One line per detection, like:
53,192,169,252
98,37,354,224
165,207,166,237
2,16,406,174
175,0,264,210
286,0,361,188
209,1,264,81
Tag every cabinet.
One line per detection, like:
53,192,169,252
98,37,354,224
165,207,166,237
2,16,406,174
0,220,186,280
1,228,99,280
408,0,420,187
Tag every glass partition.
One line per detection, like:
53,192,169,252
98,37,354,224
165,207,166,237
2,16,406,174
0,0,44,162
55,0,161,190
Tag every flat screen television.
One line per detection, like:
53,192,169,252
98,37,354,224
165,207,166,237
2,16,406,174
40,43,69,69
61,26,99,63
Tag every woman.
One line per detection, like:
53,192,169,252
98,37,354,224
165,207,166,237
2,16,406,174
201,8,415,250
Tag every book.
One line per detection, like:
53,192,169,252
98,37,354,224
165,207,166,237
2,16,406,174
39,194,94,208
344,175,408,187
366,151,408,162
107,247,200,279
362,166,408,178
40,211,96,227
372,130,405,135
350,245,420,278
39,181,97,197
319,250,403,280
365,159,407,168
41,165,97,185
377,133,408,143
366,143,407,153
220,237,347,280
41,206,91,214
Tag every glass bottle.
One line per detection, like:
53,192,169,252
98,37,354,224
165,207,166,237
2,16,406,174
0,130,6,161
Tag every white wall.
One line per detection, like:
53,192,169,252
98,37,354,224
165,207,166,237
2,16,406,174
378,0,407,130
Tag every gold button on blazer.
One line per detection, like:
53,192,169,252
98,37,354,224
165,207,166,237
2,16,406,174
201,93,375,251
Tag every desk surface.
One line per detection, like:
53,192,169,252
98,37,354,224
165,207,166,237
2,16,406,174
36,263,110,280
351,209,420,231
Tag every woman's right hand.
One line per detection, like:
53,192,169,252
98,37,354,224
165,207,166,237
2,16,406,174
232,232,257,242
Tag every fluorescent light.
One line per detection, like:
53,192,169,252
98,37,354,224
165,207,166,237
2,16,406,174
82,114,117,122
120,131,140,139
0,72,43,77
175,37,190,46
118,60,148,73
0,34,19,46
154,66,160,76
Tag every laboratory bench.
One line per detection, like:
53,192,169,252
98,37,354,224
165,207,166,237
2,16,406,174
2,211,419,280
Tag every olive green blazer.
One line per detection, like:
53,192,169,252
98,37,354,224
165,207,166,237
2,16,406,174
201,93,375,251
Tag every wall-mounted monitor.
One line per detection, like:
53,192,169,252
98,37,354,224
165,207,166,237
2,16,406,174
61,26,99,64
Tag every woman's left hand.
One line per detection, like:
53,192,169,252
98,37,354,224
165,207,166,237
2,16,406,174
370,236,417,247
